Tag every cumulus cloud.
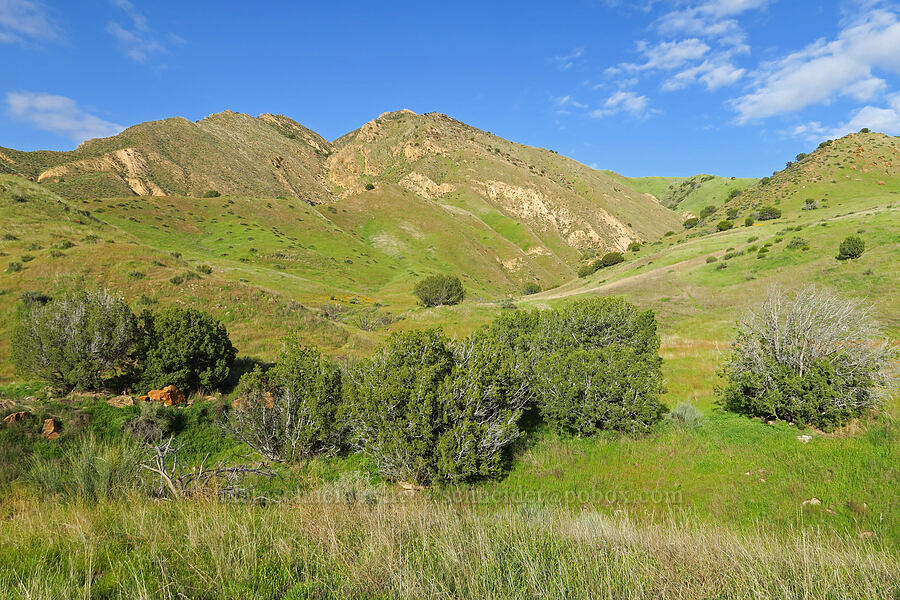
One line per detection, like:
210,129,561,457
0,0,58,44
793,93,900,140
107,0,182,62
733,8,900,122
6,92,123,142
589,91,657,119
627,38,711,71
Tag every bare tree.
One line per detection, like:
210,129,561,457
721,285,894,425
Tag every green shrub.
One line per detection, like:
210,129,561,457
706,256,718,263
413,274,465,307
577,261,601,278
726,208,740,219
836,235,864,260
803,199,818,210
364,182,375,191
667,402,704,428
229,336,343,462
699,205,716,218
787,237,810,251
716,220,734,231
715,262,728,270
600,251,624,267
683,217,700,229
756,206,782,220
20,254,35,262
12,289,141,391
138,307,236,392
196,264,213,275
344,328,527,484
744,216,755,227
522,282,541,295
6,261,22,272
627,241,642,252
719,286,893,429
202,190,221,198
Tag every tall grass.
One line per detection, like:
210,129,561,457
27,434,148,501
0,486,896,599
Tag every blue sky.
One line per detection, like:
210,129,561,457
2,0,900,177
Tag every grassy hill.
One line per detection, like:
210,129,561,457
603,172,759,217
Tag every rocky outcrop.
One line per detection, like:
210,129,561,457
107,395,135,408
2,411,31,426
41,417,62,440
145,385,186,406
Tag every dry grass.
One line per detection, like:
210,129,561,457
1,485,897,599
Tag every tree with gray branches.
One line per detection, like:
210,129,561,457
719,285,894,429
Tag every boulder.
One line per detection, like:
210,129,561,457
146,385,185,406
106,395,135,408
2,411,31,426
41,417,62,440
801,497,821,506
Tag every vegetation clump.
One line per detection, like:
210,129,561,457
683,217,699,229
836,235,865,260
716,220,734,231
756,206,782,220
413,274,466,307
719,286,893,429
138,307,236,392
521,282,541,295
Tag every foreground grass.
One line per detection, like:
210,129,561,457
1,490,897,600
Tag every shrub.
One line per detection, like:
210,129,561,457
716,220,734,232
859,127,870,133
706,256,718,263
836,235,864,260
667,402,704,428
744,216,755,227
229,336,343,462
715,262,728,270
803,199,818,210
786,237,810,251
699,205,716,218
600,251,624,267
719,286,893,429
6,261,22,272
522,282,541,295
683,217,700,229
413,274,465,307
12,289,141,391
726,208,740,219
364,182,375,191
138,307,236,392
727,189,742,200
344,328,527,484
578,261,601,278
196,264,213,274
757,206,782,220
627,241,642,252
203,190,221,198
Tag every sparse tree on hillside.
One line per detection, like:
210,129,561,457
719,286,893,429
836,235,865,260
413,274,466,307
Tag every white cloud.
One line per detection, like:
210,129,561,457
733,8,900,122
590,91,657,119
107,0,182,62
627,38,710,71
663,59,745,90
794,93,900,140
551,47,585,71
6,92,123,142
0,0,58,44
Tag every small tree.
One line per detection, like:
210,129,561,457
699,205,716,218
744,216,755,227
413,274,465,307
522,282,541,295
228,336,343,462
202,190,221,198
836,235,865,260
12,289,140,391
756,206,782,220
600,251,624,267
138,308,236,392
719,286,893,429
627,241,642,252
716,220,734,231
683,217,700,229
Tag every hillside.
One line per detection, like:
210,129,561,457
604,172,759,216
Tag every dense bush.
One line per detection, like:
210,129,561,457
683,217,700,229
699,205,716,218
716,220,734,231
229,336,342,462
364,182,375,191
744,216,755,227
836,235,865,260
413,274,466,307
202,190,221,198
627,241,642,252
138,308,236,392
786,237,810,251
577,261,601,278
600,251,625,267
344,328,528,484
12,290,141,391
522,282,541,295
756,206,782,220
535,347,665,435
719,286,893,429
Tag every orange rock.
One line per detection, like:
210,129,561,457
106,395,135,408
146,385,185,406
41,417,62,440
2,411,31,426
